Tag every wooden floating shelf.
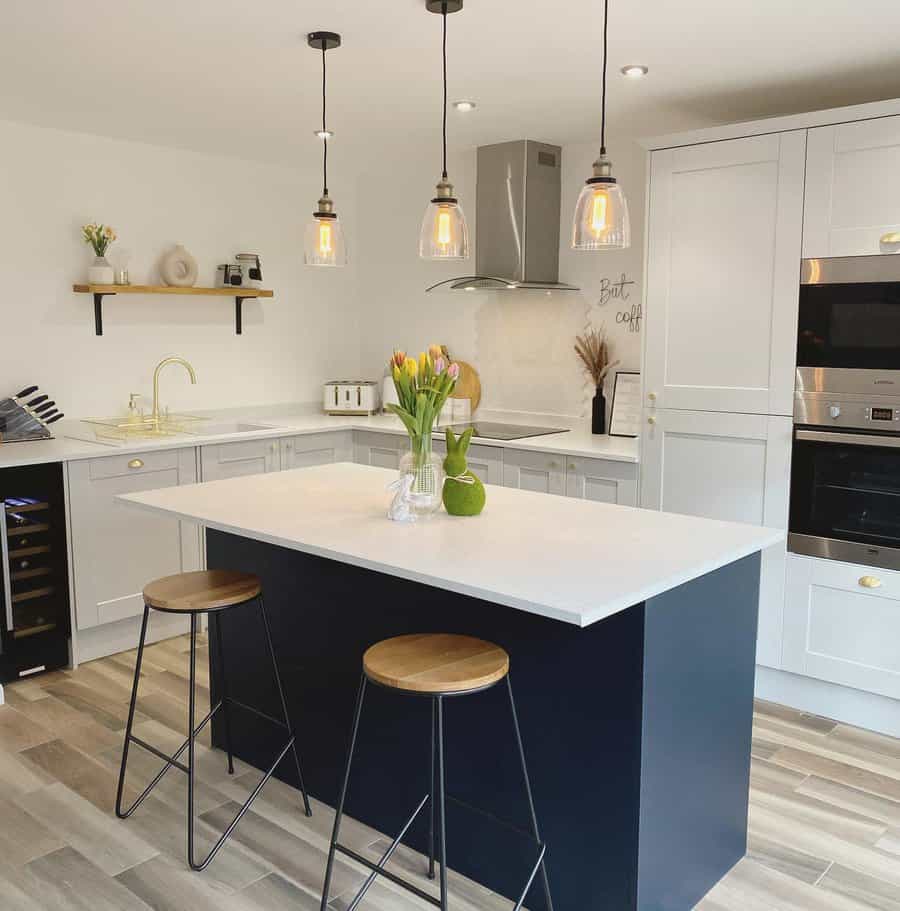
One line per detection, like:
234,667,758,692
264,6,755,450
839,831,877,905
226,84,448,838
72,284,274,336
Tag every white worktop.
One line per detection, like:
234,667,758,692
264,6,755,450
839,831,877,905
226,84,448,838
120,462,782,628
0,405,639,470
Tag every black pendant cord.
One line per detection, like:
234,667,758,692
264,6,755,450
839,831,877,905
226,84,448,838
441,3,449,180
321,43,329,196
600,0,609,155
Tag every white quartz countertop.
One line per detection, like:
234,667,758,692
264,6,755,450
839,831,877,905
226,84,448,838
0,407,639,470
119,463,783,628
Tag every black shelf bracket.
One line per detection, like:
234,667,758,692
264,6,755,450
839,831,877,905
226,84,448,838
93,291,115,335
235,295,259,335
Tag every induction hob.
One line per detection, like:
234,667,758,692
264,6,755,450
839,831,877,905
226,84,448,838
442,421,569,441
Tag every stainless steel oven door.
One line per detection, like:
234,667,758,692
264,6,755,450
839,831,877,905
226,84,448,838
789,427,900,570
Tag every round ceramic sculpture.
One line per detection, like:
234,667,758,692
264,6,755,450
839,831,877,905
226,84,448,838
159,244,199,287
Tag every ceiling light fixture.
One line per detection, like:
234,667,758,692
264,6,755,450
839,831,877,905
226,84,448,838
304,31,347,267
453,100,477,111
572,0,630,251
620,64,648,78
419,0,470,260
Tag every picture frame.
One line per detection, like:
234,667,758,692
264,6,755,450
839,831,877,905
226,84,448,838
609,370,641,438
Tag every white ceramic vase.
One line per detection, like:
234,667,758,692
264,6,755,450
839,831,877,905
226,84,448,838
88,256,114,284
159,244,199,287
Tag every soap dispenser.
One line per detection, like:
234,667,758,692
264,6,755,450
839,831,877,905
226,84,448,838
127,393,143,424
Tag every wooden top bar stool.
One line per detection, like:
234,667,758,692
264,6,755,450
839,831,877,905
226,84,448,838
115,570,312,872
320,633,554,911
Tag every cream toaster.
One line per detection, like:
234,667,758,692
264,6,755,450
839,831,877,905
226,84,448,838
323,381,380,415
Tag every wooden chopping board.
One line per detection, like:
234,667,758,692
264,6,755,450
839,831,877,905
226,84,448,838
450,360,482,412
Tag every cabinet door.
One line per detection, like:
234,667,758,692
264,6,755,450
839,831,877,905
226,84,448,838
804,117,900,258
502,450,566,496
565,457,638,506
353,431,407,471
640,409,792,669
784,554,900,699
432,439,503,485
644,131,806,416
68,449,201,630
200,438,279,481
280,431,352,470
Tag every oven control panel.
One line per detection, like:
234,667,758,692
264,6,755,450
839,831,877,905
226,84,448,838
795,393,900,430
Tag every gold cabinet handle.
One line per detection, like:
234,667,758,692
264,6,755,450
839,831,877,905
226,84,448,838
648,416,657,425
648,392,657,402
568,463,576,471
128,458,144,469
880,232,900,245
858,575,882,589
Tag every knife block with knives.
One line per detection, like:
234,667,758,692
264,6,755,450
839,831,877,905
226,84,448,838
0,386,64,443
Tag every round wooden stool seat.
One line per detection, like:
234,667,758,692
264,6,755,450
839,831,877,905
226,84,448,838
363,633,510,694
143,570,261,613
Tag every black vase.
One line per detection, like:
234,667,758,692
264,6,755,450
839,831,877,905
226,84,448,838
591,385,606,435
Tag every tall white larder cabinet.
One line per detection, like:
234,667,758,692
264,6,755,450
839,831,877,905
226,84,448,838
641,131,806,669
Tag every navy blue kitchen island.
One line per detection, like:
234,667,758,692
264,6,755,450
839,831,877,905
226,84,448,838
121,463,783,911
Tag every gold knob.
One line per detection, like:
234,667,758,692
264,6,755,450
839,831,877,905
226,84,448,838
858,575,882,589
568,463,576,471
880,232,900,244
128,458,144,469
648,416,657,425
648,392,657,402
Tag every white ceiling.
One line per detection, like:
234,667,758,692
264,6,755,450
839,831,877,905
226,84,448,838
3,0,900,170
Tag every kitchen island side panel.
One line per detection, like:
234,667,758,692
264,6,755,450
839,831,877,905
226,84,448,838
206,529,645,911
637,552,760,910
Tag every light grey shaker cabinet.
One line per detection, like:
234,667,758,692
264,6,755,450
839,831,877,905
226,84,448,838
502,449,566,496
431,438,504,485
67,449,201,630
353,431,407,471
280,431,352,470
564,456,638,506
200,438,280,481
803,116,900,258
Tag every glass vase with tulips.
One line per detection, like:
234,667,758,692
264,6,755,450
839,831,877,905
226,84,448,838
386,345,459,518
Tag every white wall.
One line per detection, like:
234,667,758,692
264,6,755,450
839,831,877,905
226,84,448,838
356,130,647,420
0,119,361,417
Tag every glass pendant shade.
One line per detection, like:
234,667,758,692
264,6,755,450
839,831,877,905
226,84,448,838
572,176,630,250
419,196,469,260
304,211,346,267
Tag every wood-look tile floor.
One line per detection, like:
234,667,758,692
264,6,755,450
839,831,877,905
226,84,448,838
1,634,899,910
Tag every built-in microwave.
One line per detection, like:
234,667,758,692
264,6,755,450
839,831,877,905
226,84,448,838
797,255,900,397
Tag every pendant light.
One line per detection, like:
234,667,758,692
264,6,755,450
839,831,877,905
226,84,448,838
419,1,469,260
572,0,630,251
304,31,347,267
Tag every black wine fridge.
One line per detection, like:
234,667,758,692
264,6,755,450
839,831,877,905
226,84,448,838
0,463,71,682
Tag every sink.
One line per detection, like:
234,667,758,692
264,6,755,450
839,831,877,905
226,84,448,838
183,422,281,436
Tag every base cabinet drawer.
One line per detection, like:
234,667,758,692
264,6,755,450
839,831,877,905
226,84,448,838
68,449,201,631
281,431,352,470
502,450,566,496
783,554,900,699
200,438,279,481
353,431,407,471
565,456,638,506
431,439,503,485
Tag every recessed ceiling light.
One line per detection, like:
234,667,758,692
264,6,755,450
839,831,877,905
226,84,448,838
620,65,648,78
314,129,335,140
453,100,477,112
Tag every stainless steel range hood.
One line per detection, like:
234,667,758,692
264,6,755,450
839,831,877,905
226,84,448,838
426,140,579,292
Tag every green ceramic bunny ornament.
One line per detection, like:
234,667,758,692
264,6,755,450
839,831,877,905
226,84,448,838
442,427,486,516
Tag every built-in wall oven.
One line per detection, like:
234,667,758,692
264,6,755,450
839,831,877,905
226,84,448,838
790,256,900,570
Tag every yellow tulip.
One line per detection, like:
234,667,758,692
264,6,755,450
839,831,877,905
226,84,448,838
428,344,442,362
404,357,418,378
419,352,427,376
392,364,401,382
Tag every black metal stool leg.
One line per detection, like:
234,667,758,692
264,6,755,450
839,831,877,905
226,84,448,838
212,612,235,775
428,696,437,880
258,594,312,817
115,604,150,819
320,674,368,911
436,696,448,911
507,675,554,911
187,612,200,870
